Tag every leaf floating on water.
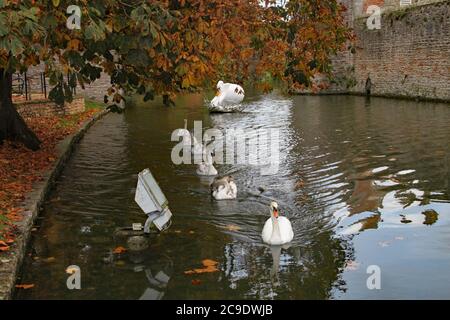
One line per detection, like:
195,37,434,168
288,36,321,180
400,217,412,224
224,224,241,232
422,209,438,226
345,260,360,271
184,259,219,275
44,257,56,263
191,279,202,285
202,259,218,267
15,284,34,290
66,266,78,274
113,246,127,254
378,241,391,248
115,260,126,266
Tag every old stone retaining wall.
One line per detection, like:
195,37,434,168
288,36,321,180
330,0,450,101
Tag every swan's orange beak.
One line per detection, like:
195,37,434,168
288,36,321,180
273,209,279,218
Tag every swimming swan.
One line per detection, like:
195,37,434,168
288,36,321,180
210,176,237,200
197,151,218,176
209,81,245,113
262,202,294,245
175,119,204,155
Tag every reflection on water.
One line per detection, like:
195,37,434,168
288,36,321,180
16,93,450,299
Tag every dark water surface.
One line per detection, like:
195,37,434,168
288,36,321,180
16,93,450,299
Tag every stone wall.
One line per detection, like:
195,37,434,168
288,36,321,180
24,63,111,103
15,97,85,118
330,0,450,101
77,72,111,102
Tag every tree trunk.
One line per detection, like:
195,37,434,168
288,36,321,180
0,69,41,151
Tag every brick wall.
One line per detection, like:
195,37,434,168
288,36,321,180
329,0,450,101
15,97,85,118
351,0,450,100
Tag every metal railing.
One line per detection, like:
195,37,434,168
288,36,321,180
12,71,48,101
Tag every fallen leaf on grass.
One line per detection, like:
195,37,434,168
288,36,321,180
191,279,202,285
15,284,34,290
113,246,127,254
184,259,219,275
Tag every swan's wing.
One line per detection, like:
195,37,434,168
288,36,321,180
213,184,230,199
210,96,219,107
221,83,235,91
229,182,237,195
197,163,206,174
278,217,294,242
220,84,244,105
262,218,273,243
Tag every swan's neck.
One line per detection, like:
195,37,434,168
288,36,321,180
271,217,282,240
205,152,213,165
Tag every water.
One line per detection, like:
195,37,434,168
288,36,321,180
16,93,450,299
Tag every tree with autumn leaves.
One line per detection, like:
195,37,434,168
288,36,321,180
0,0,352,151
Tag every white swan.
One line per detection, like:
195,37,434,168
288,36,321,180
209,81,245,113
174,119,191,143
196,151,218,176
262,202,294,245
192,136,204,157
210,176,237,200
175,119,204,156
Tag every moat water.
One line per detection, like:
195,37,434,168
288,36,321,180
16,93,450,299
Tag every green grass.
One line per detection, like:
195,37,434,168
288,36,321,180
85,99,106,111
